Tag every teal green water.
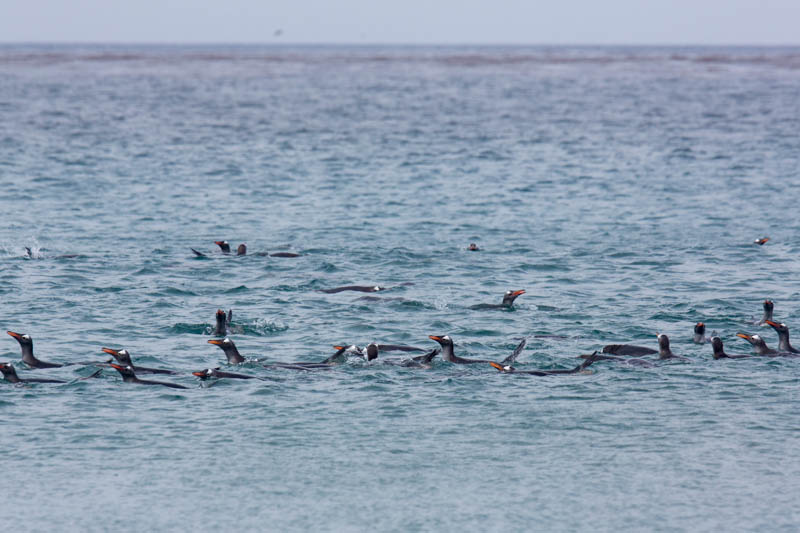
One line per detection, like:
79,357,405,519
1,45,799,531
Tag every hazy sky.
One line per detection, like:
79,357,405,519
1,0,798,45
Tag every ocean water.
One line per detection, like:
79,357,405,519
1,44,799,531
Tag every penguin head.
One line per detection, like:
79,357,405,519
490,362,513,372
7,331,32,347
657,333,670,350
109,363,136,377
428,335,452,347
502,289,525,306
208,337,235,349
765,320,788,333
365,343,379,361
102,348,132,366
710,337,727,356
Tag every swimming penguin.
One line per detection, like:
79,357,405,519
656,334,688,360
282,346,351,368
490,351,601,375
345,343,432,364
23,247,79,260
710,337,751,359
235,243,300,257
206,338,345,369
363,343,379,361
6,331,63,368
693,322,711,344
376,344,424,352
0,362,101,383
0,362,65,383
321,285,386,294
332,343,425,358
428,335,526,365
577,353,656,367
101,348,177,375
190,241,234,257
192,368,259,380
469,290,525,310
213,309,232,336
109,363,188,389
601,343,657,356
735,332,783,356
402,348,440,368
756,300,774,326
207,338,246,364
764,320,800,353
468,243,480,251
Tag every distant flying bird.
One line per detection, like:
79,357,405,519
274,29,283,37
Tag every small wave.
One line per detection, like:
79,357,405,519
433,297,450,311
1,240,43,259
162,287,198,296
168,323,210,335
243,319,290,336
221,285,248,294
169,318,289,336
316,262,339,272
93,286,125,293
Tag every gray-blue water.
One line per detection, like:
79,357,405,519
1,45,799,531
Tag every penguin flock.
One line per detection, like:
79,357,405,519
3,243,797,390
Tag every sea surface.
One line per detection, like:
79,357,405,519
1,44,799,532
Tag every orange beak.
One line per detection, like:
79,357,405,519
512,290,526,296
192,371,206,377
765,320,780,328
7,331,22,340
490,362,505,372
102,348,120,356
208,339,223,346
429,335,442,342
736,333,751,340
109,363,124,371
